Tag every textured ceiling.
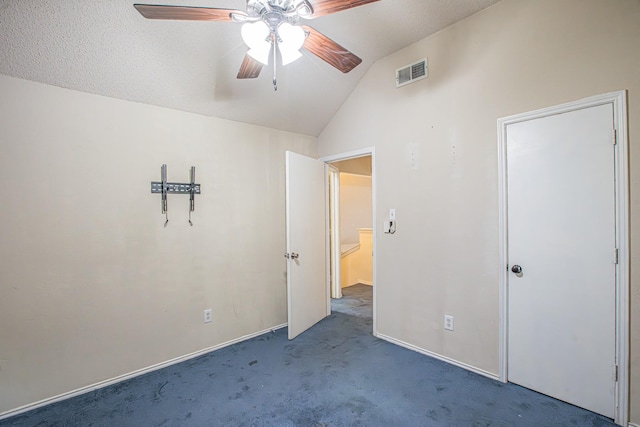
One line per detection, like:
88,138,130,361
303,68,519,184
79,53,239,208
0,0,500,136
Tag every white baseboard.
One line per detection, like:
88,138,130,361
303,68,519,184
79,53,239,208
342,280,373,288
628,422,639,427
0,323,288,421
375,332,499,381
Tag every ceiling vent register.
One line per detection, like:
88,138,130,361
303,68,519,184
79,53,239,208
395,58,427,88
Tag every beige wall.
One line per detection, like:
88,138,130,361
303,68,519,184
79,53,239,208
0,75,317,414
339,173,373,244
318,0,640,421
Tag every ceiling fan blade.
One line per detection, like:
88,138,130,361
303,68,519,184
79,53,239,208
237,54,263,79
306,0,380,18
134,4,246,22
302,25,362,73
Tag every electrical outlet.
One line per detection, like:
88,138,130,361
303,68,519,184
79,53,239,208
444,315,454,331
203,309,212,323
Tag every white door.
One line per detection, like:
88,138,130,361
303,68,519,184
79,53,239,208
285,151,328,339
506,103,616,418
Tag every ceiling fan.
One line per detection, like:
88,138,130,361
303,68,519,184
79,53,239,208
134,0,380,90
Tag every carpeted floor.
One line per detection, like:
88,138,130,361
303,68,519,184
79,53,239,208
331,284,373,319
1,283,616,426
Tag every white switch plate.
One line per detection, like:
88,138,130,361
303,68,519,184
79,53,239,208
203,309,212,323
389,209,396,220
444,315,454,331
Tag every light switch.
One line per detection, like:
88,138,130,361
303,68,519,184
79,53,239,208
389,209,396,220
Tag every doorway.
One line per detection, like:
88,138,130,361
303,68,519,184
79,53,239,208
321,148,376,335
497,92,629,425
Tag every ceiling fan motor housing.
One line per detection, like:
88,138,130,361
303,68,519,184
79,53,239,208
247,0,312,21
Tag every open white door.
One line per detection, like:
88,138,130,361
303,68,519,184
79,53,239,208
285,151,328,340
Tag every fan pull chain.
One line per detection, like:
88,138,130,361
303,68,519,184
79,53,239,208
272,35,278,91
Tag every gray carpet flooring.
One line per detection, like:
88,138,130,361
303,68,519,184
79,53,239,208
1,284,616,426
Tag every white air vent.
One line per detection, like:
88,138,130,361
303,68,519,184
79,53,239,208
395,58,428,88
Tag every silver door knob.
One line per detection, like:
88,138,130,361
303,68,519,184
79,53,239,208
290,253,299,260
511,265,522,274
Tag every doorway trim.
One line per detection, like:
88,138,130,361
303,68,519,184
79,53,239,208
320,147,377,335
497,91,629,426
327,163,342,301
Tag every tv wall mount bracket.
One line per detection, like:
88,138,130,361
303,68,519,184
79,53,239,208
151,164,201,227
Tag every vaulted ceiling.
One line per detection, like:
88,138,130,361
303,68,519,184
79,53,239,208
0,0,500,136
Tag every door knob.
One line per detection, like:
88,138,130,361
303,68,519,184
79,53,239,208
511,265,523,274
290,253,299,260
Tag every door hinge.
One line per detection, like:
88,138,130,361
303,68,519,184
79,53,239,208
614,364,619,382
612,129,617,145
613,248,619,264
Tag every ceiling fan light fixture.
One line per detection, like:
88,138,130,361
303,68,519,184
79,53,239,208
277,22,305,65
247,46,271,65
241,20,269,46
241,21,272,65
280,48,302,65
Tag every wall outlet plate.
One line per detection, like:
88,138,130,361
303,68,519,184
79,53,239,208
444,315,454,331
203,309,212,323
